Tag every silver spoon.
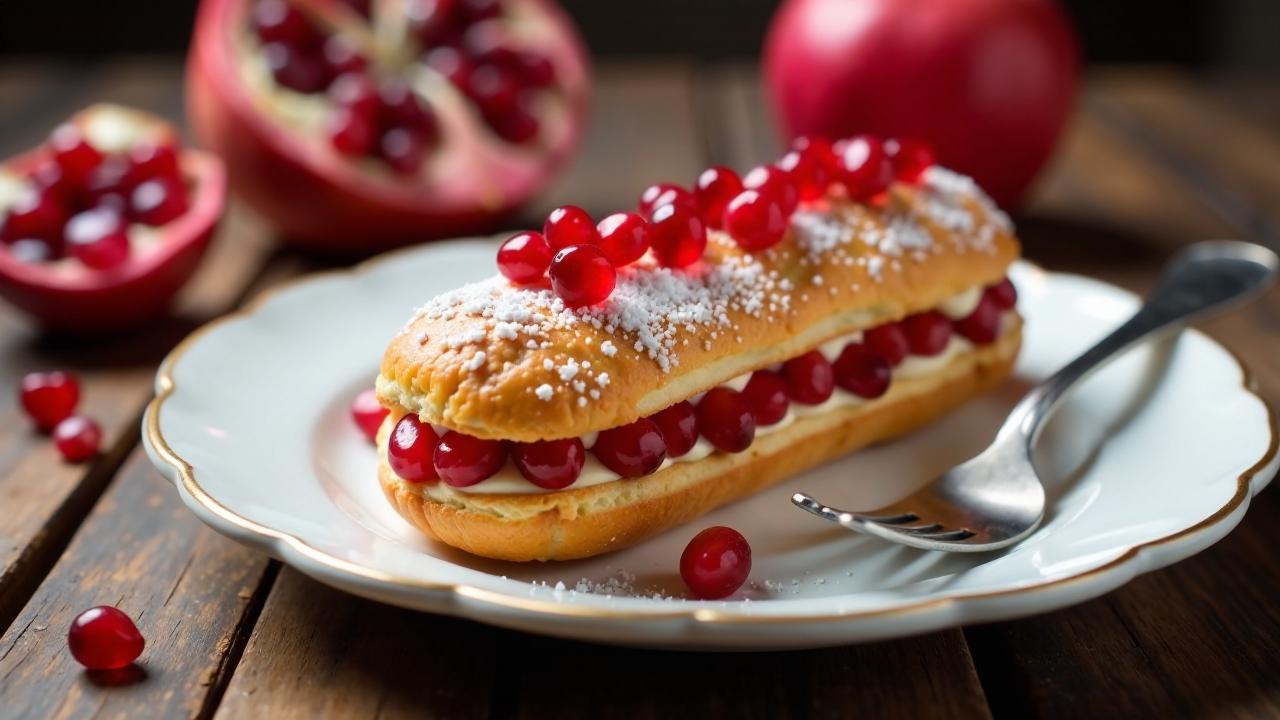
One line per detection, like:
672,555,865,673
793,240,1278,552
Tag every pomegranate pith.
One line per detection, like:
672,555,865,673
680,526,751,600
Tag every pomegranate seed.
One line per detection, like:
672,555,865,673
408,0,460,45
379,128,428,175
680,526,751,600
839,135,894,200
592,418,667,477
783,350,834,405
19,370,80,431
350,389,387,444
903,311,954,356
514,51,555,87
864,322,909,366
549,244,615,308
83,156,135,208
127,142,181,184
696,387,755,453
595,212,650,266
130,177,189,226
988,278,1018,309
329,105,378,155
648,401,698,458
491,105,540,143
330,72,379,114
65,208,130,270
497,231,552,283
424,46,474,88
49,124,103,186
31,158,74,203
7,238,55,263
742,370,790,426
693,166,743,230
434,432,507,486
322,35,367,76
887,138,935,183
723,189,788,251
955,293,1003,344
388,414,440,483
778,145,831,202
466,64,520,120
648,202,706,268
378,79,439,140
53,416,102,462
263,42,332,93
742,164,798,214
463,21,520,67
459,0,503,22
513,438,585,489
4,186,65,241
833,343,892,399
338,0,372,16
792,135,838,178
543,205,598,251
67,606,144,670
637,182,694,217
252,0,319,47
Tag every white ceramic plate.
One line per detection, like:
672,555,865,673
143,240,1277,650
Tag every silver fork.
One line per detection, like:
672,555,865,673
792,240,1278,552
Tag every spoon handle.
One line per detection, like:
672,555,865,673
1001,240,1278,444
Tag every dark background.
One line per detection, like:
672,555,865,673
1,0,1279,67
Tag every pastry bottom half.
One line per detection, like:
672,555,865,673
377,323,1021,562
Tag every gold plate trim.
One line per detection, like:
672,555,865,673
144,248,1279,627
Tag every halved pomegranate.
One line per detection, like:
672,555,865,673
188,0,591,252
0,105,226,332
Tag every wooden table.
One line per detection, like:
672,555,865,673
0,60,1277,719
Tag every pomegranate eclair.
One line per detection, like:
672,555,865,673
375,137,1021,561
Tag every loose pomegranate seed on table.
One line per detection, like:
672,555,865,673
693,166,744,230
543,205,598,250
549,244,616,308
783,350,835,405
67,606,145,670
833,343,892,399
955,293,1003,344
593,418,667,477
648,202,706,268
865,322,909,366
648,401,698,458
513,438,585,489
434,431,507,487
350,389,388,444
903,311,954,356
595,212,650,266
839,134,894,200
19,370,80,431
52,416,102,462
723,189,788,251
696,387,756,453
497,230,552,283
680,526,752,600
388,414,440,483
742,370,790,426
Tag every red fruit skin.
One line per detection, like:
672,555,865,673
67,606,145,670
187,0,591,253
0,123,226,333
680,526,752,600
763,0,1078,209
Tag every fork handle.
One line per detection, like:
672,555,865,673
1002,240,1277,444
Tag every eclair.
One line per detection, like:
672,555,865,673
375,138,1022,561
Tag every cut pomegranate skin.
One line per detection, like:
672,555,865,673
187,0,591,253
0,105,227,332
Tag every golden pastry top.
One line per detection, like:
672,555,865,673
377,167,1019,441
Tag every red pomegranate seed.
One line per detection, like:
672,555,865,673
515,51,555,87
7,238,55,263
543,205,598,251
648,202,707,268
49,124,103,186
67,606,144,670
549,244,616,308
127,142,181,184
792,135,838,178
263,43,331,94
379,79,439,140
53,416,102,462
839,134,894,200
955,293,1003,344
329,104,378,155
592,418,667,477
31,158,74,203
833,343,892,399
491,105,540,143
783,350,834,405
409,0,461,45
696,387,755,453
693,166,744,230
988,278,1018,309
379,128,428,174
460,0,503,21
723,189,788,251
130,177,189,226
388,414,440,483
596,212,650,266
513,438,585,489
680,526,751,600
742,370,789,426
350,389,388,444
322,35,367,76
83,157,135,208
497,230,552,283
637,182,694,217
864,322,909,366
778,145,831,202
435,432,507,487
903,311,954,356
887,138,935,183
65,208,130,270
19,370,80,432
252,0,319,46
338,0,372,17
423,46,474,88
463,21,520,66
466,64,520,120
648,401,697,458
742,164,798,214
4,186,65,242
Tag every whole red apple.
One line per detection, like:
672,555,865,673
763,0,1079,209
